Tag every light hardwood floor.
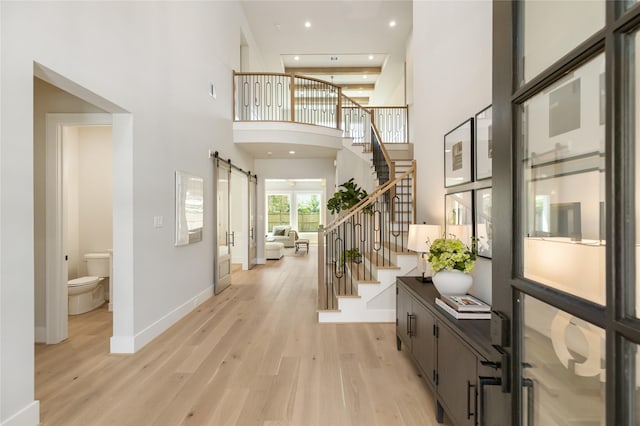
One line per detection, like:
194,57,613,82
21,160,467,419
35,246,447,425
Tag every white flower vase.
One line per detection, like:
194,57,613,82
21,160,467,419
432,270,473,296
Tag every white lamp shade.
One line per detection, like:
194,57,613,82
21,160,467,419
407,224,442,253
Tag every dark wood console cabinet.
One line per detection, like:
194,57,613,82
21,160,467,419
396,276,509,426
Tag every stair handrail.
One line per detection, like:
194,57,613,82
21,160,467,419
324,160,416,233
371,122,394,182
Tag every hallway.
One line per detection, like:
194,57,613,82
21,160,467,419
35,247,445,425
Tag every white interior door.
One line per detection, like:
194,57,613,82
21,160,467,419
215,159,232,294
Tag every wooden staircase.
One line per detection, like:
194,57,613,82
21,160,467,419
317,246,416,323
317,126,416,323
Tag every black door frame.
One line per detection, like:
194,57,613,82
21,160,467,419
492,1,640,424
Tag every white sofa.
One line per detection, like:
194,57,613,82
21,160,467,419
266,225,297,248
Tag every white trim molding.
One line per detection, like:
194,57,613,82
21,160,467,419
110,286,213,354
1,401,40,426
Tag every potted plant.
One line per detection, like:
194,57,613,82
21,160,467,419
339,248,362,266
327,178,371,215
428,237,476,295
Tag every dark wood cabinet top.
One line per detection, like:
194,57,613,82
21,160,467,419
397,276,500,361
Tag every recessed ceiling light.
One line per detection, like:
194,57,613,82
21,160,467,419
289,150,296,154
294,56,300,61
389,20,396,28
363,75,368,79
368,55,374,60
267,151,272,155
304,21,311,28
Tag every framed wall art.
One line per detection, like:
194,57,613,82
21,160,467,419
444,118,473,187
474,187,492,258
444,190,473,247
475,105,492,180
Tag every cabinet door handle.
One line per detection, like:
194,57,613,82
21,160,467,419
406,312,410,336
467,381,476,420
408,314,416,337
479,377,501,426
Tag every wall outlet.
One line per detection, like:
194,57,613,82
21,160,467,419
153,216,163,228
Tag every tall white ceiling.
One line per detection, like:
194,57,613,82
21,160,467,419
240,0,412,102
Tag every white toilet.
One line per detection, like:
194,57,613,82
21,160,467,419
68,252,110,315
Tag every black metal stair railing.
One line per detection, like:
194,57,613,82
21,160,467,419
318,162,415,310
372,124,390,184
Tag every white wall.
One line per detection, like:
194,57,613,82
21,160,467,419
336,141,375,194
255,159,335,261
2,2,264,424
412,1,492,303
370,52,406,106
62,125,113,280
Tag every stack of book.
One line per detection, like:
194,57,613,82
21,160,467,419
435,294,491,320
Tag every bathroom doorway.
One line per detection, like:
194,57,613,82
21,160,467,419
33,66,135,356
42,113,113,343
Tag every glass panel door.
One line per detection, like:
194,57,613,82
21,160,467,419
519,0,605,85
215,159,232,294
494,1,640,424
520,53,606,305
521,295,606,425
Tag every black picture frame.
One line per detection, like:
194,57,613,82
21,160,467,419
474,105,492,180
444,118,473,187
444,190,474,248
474,187,492,258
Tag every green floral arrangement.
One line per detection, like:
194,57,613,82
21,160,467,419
428,237,476,274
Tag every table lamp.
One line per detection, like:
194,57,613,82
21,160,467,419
407,224,442,283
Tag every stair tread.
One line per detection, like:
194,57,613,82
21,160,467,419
363,251,401,270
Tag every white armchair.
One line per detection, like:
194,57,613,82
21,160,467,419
266,225,298,247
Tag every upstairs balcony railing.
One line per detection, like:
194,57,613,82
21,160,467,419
369,106,408,143
233,72,408,144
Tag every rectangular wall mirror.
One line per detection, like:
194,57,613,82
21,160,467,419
175,170,204,246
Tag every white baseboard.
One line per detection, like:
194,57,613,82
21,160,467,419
257,257,266,264
110,286,213,354
110,335,135,353
1,400,39,426
34,326,46,343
